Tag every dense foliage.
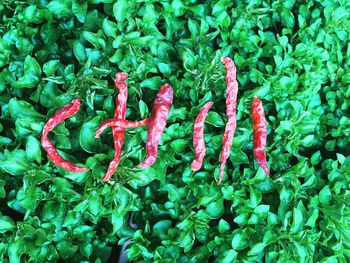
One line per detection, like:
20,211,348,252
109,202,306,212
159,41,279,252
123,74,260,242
1,0,350,262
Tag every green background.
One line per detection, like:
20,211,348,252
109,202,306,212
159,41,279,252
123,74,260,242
0,0,350,262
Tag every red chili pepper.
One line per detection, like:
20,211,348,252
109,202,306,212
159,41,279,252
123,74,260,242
191,101,214,171
41,98,89,172
95,118,148,138
139,84,173,167
102,72,129,182
251,96,269,176
219,57,238,184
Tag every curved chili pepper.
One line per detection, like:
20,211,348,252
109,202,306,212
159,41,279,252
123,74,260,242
191,101,214,171
102,72,129,182
251,96,269,176
95,118,148,138
219,57,238,184
41,98,89,172
139,84,173,168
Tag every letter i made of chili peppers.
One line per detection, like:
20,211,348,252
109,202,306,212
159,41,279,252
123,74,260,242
41,98,90,172
139,84,173,167
219,57,238,184
102,72,129,182
251,96,269,176
191,101,214,171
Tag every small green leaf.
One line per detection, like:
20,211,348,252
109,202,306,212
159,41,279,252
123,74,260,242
57,241,78,259
103,18,117,38
141,77,162,90
43,60,60,76
254,205,270,216
26,136,41,163
218,219,230,233
157,63,171,75
206,111,224,127
79,117,103,153
0,216,16,233
206,199,224,218
0,149,35,176
153,220,172,236
231,232,247,250
139,100,149,118
8,98,44,120
72,1,87,23
310,151,321,165
248,242,266,256
47,1,72,16
223,249,238,262
113,0,130,22
319,186,331,205
305,209,319,227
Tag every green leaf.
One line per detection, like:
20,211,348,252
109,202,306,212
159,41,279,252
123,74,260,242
103,18,118,38
140,77,162,90
26,136,42,163
47,1,72,16
170,139,188,153
43,60,60,76
73,41,87,63
0,149,35,176
254,205,270,216
205,111,224,127
247,242,266,256
72,1,87,23
231,232,247,250
8,98,44,120
0,180,5,198
310,151,321,165
305,209,319,228
79,116,103,153
157,63,171,76
139,100,149,118
206,199,224,218
8,239,25,263
153,220,172,236
218,219,230,233
113,0,130,22
0,216,16,233
319,186,331,205
222,249,238,262
57,241,78,259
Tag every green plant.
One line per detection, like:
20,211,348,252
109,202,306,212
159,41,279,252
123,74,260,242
1,0,350,262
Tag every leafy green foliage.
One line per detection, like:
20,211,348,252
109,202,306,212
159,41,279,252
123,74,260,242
1,0,350,262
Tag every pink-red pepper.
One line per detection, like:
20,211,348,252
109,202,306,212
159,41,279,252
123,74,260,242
139,84,173,167
191,101,214,171
102,72,129,182
251,96,269,176
41,98,89,172
95,119,148,138
219,57,238,184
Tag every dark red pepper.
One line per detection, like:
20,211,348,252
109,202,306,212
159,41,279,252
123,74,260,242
102,72,129,182
251,96,269,176
41,98,89,172
139,84,173,167
219,57,238,184
191,101,214,171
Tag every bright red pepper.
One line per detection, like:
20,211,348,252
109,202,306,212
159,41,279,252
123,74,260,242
191,101,214,171
139,84,173,168
102,72,129,182
41,98,89,172
219,57,238,184
251,96,269,176
95,118,148,138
